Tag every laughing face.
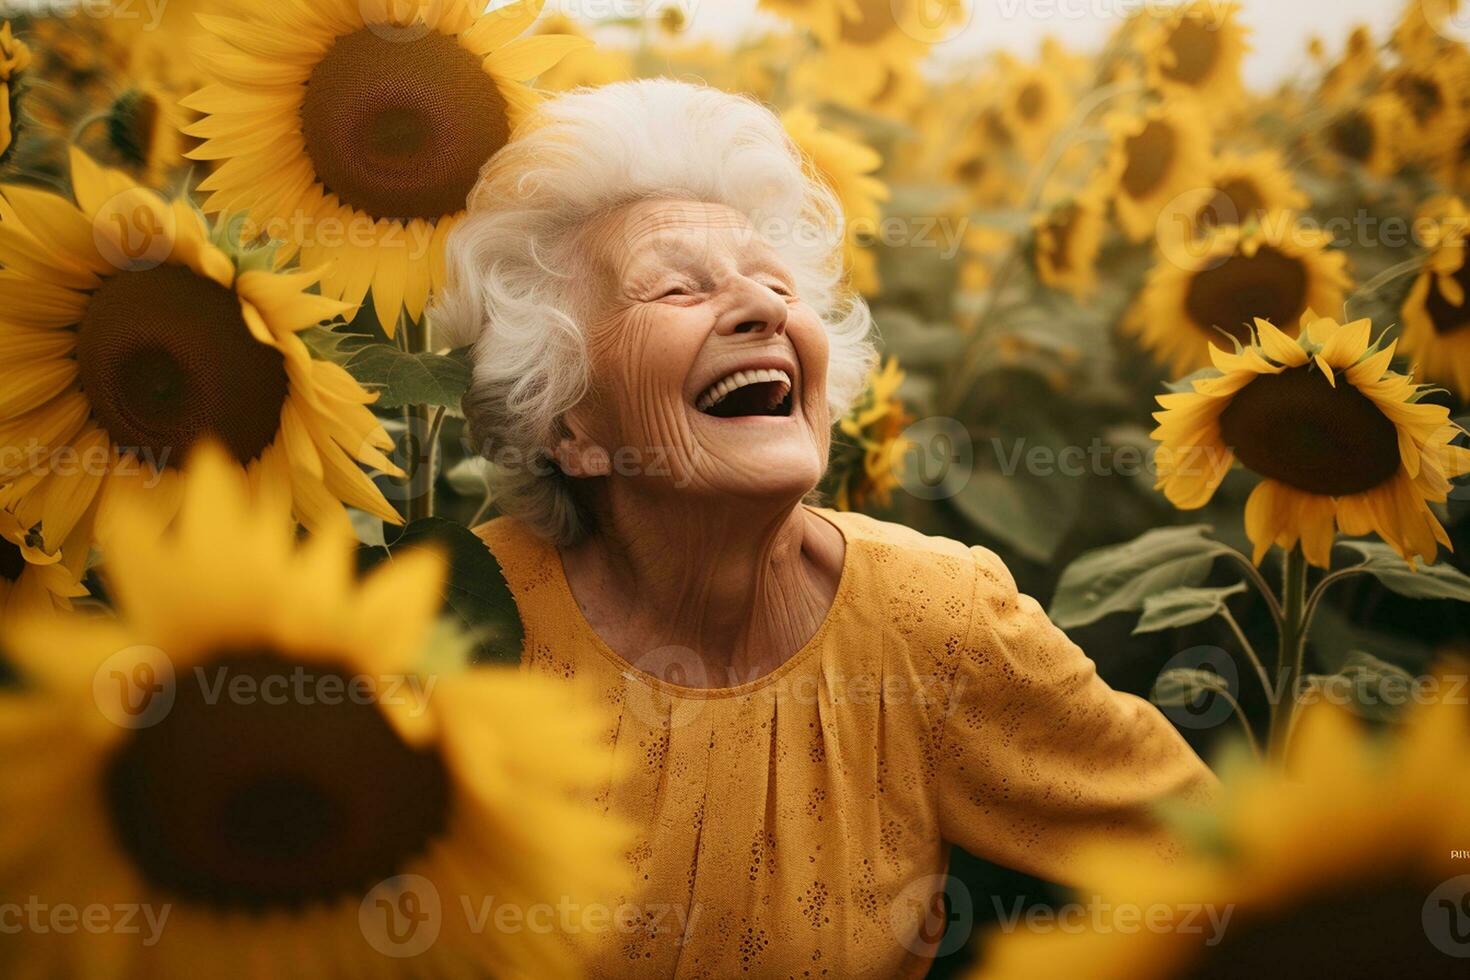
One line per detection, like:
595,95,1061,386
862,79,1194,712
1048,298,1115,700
555,199,833,507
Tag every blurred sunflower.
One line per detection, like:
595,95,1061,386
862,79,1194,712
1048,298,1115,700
1140,1,1252,112
1153,313,1470,567
834,358,911,512
1103,102,1215,243
969,699,1470,980
0,20,32,165
994,56,1073,161
184,0,588,334
1318,25,1378,105
1401,196,1470,399
1394,0,1466,60
1158,151,1308,242
1128,220,1350,375
1384,60,1467,164
782,105,890,295
1321,94,1410,177
1033,193,1106,300
0,446,628,978
100,84,184,188
0,509,86,623
0,148,402,554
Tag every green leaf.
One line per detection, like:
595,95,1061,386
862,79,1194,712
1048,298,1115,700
948,468,1084,565
1150,667,1231,707
1049,525,1235,629
342,344,472,410
1302,651,1419,724
358,518,522,665
1336,540,1470,602
299,323,371,364
1134,582,1248,635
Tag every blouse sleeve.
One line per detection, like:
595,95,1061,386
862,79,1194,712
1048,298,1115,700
936,545,1219,884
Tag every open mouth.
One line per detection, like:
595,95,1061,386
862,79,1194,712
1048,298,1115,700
695,368,794,419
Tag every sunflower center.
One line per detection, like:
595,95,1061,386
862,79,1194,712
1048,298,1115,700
1200,177,1267,230
982,108,1014,148
0,537,25,583
1184,246,1309,343
1394,72,1443,124
1122,120,1176,199
1176,880,1461,980
104,651,451,911
840,0,899,45
107,89,160,169
301,28,510,223
1017,82,1045,121
1043,205,1079,272
1329,111,1374,162
1163,17,1222,86
1424,252,1470,336
1218,364,1402,496
77,265,288,468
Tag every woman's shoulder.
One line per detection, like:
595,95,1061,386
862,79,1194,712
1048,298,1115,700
816,508,984,578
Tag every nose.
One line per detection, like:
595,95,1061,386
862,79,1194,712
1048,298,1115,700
715,277,788,337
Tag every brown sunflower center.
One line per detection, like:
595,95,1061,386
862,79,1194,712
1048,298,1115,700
1218,364,1402,496
1017,82,1045,121
76,265,288,468
840,0,899,45
105,651,450,911
107,89,160,169
982,107,1014,148
1176,880,1462,980
1122,120,1177,199
301,28,510,223
1043,205,1079,272
1199,177,1267,230
1424,252,1470,336
1184,246,1309,343
0,537,25,583
1394,72,1444,125
1162,17,1222,86
1329,111,1375,162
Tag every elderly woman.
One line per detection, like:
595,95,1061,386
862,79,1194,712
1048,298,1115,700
435,80,1215,978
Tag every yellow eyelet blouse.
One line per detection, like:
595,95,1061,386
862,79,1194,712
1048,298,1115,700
476,508,1217,979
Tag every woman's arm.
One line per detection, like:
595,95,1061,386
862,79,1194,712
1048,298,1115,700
936,546,1220,883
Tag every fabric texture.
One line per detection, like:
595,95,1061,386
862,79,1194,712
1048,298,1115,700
475,508,1217,978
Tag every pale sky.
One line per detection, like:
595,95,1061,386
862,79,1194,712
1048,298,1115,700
663,0,1407,88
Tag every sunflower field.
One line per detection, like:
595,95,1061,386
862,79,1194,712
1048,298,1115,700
2,0,1470,976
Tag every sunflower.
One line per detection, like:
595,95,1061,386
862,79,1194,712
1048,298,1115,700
99,84,185,188
1140,1,1252,112
1128,219,1351,375
0,20,31,165
764,0,965,108
184,0,588,335
1320,93,1411,177
834,358,912,512
1153,312,1470,568
0,508,86,623
994,55,1073,162
1401,196,1470,399
1318,24,1379,105
1033,192,1106,300
782,105,890,295
1384,60,1468,165
1394,0,1466,61
0,446,628,978
969,698,1470,980
1103,101,1216,243
1156,151,1309,243
0,148,402,555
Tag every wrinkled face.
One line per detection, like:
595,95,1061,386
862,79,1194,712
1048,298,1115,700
561,199,832,506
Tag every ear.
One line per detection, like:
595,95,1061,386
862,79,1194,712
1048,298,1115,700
551,417,611,478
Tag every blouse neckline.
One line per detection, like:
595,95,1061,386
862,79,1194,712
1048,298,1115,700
532,506,856,701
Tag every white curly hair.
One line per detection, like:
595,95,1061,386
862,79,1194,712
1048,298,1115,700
431,79,877,543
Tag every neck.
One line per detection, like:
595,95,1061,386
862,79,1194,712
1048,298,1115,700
558,491,845,688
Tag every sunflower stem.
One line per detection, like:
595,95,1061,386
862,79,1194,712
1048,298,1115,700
1220,605,1273,724
403,315,435,523
1343,257,1429,319
1269,546,1310,761
1221,549,1284,628
1219,687,1263,761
